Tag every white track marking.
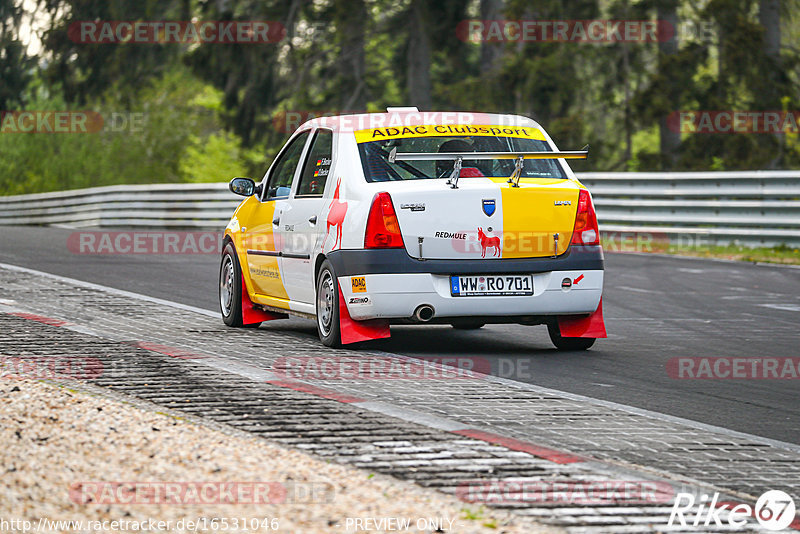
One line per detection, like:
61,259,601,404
0,262,219,318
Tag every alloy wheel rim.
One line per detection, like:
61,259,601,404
317,271,334,336
220,255,234,316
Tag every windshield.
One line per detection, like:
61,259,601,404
357,132,567,183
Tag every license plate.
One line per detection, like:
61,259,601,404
450,274,533,297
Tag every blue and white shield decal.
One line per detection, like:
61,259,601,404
482,199,496,217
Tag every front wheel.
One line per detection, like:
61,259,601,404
219,241,261,328
547,321,595,350
316,260,342,347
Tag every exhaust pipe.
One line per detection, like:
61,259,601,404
413,304,435,322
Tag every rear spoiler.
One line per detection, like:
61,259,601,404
388,145,589,188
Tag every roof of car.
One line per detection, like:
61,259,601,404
299,111,543,134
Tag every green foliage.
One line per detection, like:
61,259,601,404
180,131,265,183
668,243,800,264
36,0,189,105
0,68,259,195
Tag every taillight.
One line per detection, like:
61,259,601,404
364,192,404,248
571,189,599,246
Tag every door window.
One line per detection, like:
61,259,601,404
264,131,310,200
296,129,333,197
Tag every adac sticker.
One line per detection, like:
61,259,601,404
351,276,367,293
354,124,546,143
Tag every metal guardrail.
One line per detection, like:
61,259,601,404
1,172,799,246
578,171,800,247
0,183,239,229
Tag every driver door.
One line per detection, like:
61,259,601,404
244,131,310,302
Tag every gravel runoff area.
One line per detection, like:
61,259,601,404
0,379,558,534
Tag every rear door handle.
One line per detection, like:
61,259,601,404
272,214,281,226
308,215,317,224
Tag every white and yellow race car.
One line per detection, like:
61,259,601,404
220,109,606,349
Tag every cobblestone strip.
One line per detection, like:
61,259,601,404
2,313,779,533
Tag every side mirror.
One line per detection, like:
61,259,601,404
229,177,256,197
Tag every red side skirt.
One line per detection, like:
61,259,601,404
241,275,288,325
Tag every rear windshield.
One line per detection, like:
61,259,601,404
356,131,567,183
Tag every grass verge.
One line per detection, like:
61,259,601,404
602,237,800,265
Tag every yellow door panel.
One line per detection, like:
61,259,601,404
234,197,289,302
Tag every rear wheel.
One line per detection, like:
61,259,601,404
547,321,595,350
219,241,261,328
316,260,342,347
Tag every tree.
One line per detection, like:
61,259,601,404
759,0,784,166
334,0,368,110
406,0,432,108
185,0,290,146
36,0,187,105
479,0,504,74
656,0,681,168
0,0,33,110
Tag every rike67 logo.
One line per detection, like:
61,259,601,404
668,490,796,531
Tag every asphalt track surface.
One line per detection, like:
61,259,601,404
2,226,798,444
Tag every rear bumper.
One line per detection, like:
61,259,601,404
330,246,604,321
338,270,603,321
339,270,602,320
326,245,604,276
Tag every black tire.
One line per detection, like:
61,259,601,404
315,260,342,347
219,241,261,328
451,320,485,330
547,321,595,350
